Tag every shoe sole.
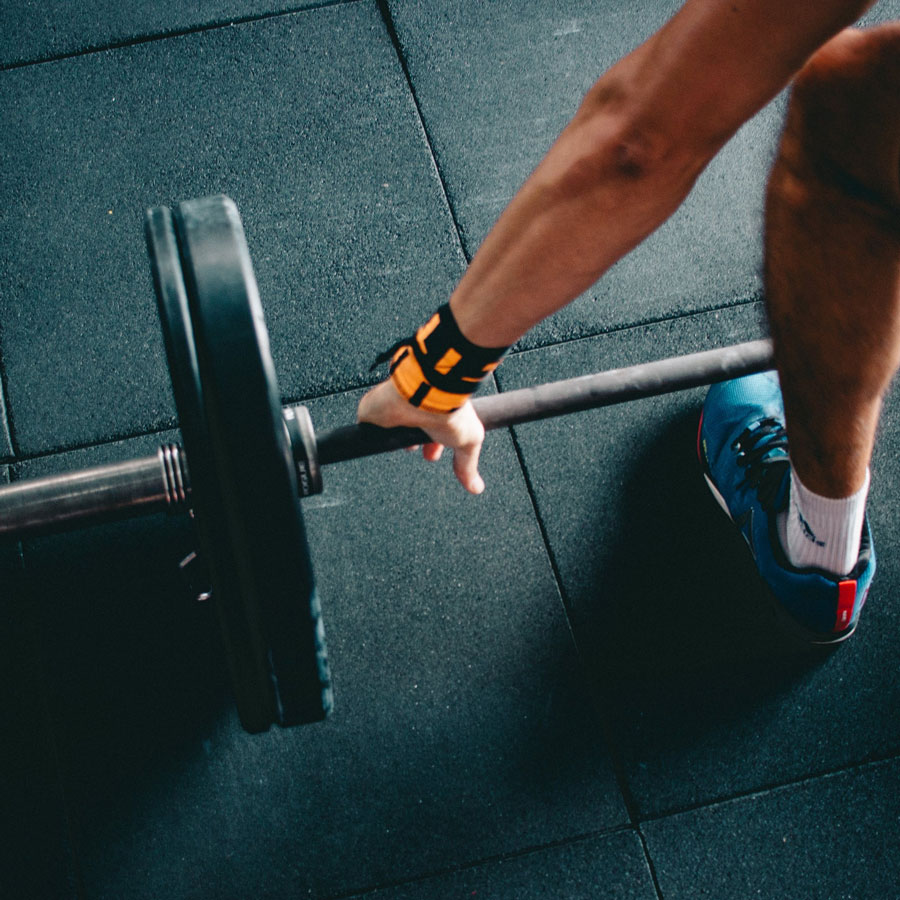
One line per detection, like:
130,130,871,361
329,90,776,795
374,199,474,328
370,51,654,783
697,412,856,646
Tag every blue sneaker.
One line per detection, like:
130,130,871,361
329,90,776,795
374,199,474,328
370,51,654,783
698,371,875,644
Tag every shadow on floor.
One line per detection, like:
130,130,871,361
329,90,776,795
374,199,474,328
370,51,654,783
22,514,233,833
570,407,837,758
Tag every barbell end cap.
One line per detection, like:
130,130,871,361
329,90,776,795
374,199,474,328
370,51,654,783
283,404,323,497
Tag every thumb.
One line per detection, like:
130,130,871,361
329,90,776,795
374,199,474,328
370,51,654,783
453,442,485,495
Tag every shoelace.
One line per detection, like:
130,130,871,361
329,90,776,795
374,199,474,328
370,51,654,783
732,417,790,513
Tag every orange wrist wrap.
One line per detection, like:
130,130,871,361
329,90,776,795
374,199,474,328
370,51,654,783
372,304,509,413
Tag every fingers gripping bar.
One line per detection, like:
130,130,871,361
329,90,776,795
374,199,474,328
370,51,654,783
316,338,775,464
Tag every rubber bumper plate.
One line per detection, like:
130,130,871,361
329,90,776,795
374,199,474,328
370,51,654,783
146,195,332,732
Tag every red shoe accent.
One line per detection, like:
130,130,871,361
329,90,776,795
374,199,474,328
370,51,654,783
834,580,857,632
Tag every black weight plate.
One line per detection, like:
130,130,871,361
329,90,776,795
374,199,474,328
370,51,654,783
145,205,275,733
173,195,332,730
145,208,207,466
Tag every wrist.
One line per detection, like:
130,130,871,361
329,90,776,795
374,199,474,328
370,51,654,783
373,304,509,414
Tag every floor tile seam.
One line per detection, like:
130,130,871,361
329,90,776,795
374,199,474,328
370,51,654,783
290,295,767,412
502,396,645,836
503,386,573,638
504,294,766,366
4,422,179,470
634,829,666,900
636,749,900,827
274,292,768,408
0,0,365,72
0,293,763,464
375,0,473,265
322,824,638,900
4,379,401,462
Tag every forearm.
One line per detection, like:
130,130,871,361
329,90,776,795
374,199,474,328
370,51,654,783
448,89,706,347
449,0,876,348
360,0,878,494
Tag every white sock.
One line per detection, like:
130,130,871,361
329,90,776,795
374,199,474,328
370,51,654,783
776,466,869,577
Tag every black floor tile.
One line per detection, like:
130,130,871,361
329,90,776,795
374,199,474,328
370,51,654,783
16,433,235,899
6,1,900,896
388,0,900,349
388,0,783,345
20,398,626,899
0,1,464,455
643,758,900,900
0,469,79,899
0,1,329,67
863,0,900,26
498,304,900,816
345,829,657,900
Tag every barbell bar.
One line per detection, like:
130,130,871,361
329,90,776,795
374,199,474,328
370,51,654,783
0,338,775,538
0,194,776,734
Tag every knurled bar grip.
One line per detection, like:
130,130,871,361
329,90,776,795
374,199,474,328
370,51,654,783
316,338,775,464
0,338,774,539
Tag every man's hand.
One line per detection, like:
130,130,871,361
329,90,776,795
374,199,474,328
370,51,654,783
357,380,486,494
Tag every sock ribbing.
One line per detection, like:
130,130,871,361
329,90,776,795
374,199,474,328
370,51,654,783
779,466,869,577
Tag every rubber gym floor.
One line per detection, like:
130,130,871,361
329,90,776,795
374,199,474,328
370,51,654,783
2,2,900,898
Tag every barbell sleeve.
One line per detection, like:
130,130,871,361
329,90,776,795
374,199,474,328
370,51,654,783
0,444,190,539
315,338,775,464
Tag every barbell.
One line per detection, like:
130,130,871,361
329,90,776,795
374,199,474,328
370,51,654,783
0,195,775,734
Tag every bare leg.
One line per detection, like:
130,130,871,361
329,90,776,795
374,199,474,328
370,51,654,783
766,24,900,499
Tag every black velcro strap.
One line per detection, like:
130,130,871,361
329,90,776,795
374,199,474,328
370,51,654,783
411,304,508,394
